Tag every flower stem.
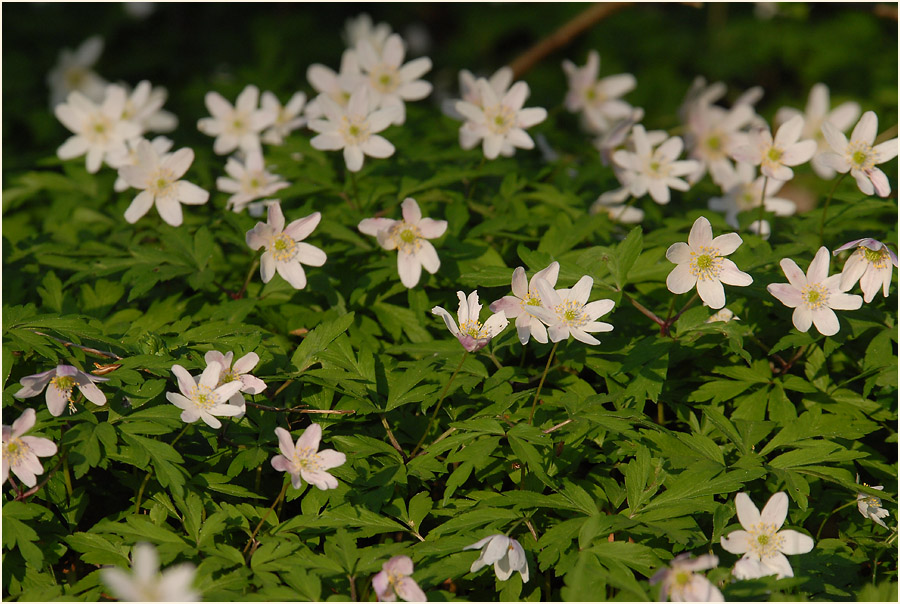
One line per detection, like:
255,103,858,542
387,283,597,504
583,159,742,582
348,170,360,209
134,470,153,515
757,175,768,229
244,480,290,558
380,415,408,462
409,352,468,458
623,292,665,327
529,342,559,425
237,257,260,299
614,195,637,222
816,500,856,540
819,172,847,247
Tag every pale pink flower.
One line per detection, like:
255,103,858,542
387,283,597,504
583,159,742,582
720,492,814,579
562,50,636,134
767,246,863,336
355,33,432,126
432,290,509,352
245,201,326,290
833,238,898,303
197,84,277,155
612,125,700,204
14,364,108,417
101,542,199,602
216,149,289,212
270,425,345,490
490,262,560,345
650,553,723,602
2,409,58,488
203,350,266,415
731,115,817,181
372,556,426,602
820,111,899,197
526,276,615,345
464,534,529,583
358,197,446,288
166,362,244,429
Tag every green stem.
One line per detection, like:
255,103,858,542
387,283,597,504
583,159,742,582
170,424,190,448
237,257,260,299
134,471,153,515
410,352,468,457
819,173,847,247
757,175,768,229
816,500,856,540
348,170,360,209
529,342,559,425
244,480,290,558
614,195,637,222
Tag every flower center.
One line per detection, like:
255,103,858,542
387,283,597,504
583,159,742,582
707,135,722,151
458,319,487,339
646,154,671,178
674,570,691,586
3,437,28,468
689,247,722,281
847,141,875,170
191,384,218,410
50,375,78,411
85,116,113,144
522,292,542,307
65,67,86,88
861,495,881,507
341,116,371,145
388,221,423,254
270,233,298,262
371,68,399,94
861,246,888,268
219,369,240,385
801,283,829,310
738,186,760,211
147,168,176,197
748,522,785,559
484,104,516,135
766,147,783,162
293,446,322,473
555,300,587,327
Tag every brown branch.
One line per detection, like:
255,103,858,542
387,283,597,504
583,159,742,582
31,330,122,361
874,4,897,20
244,400,354,415
510,3,633,79
381,415,409,462
542,418,574,434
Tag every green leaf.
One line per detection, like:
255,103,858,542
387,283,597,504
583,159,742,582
291,312,356,372
610,227,643,289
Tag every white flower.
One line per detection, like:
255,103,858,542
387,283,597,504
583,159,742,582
101,542,199,602
857,475,890,529
432,290,509,352
118,139,209,227
197,84,277,155
525,275,615,345
358,197,446,288
260,91,307,145
454,79,547,160
308,87,397,172
304,50,361,119
464,534,529,583
216,149,289,212
245,201,326,290
820,111,899,197
666,216,753,309
593,106,644,166
443,67,514,150
649,553,723,602
203,350,266,416
46,35,107,108
720,492,814,579
166,362,244,429
14,364,108,417
590,194,645,224
708,162,796,229
833,238,898,303
707,308,738,323
612,125,700,204
344,13,392,52
372,555,427,602
55,85,141,173
121,80,177,134
562,50,636,134
108,136,173,192
489,262,560,345
731,115,817,181
270,425,345,490
767,246,863,336
748,219,771,240
356,33,432,126
2,409,57,488
774,83,861,179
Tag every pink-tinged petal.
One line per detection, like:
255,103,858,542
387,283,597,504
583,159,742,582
581,320,614,334
570,327,601,345
697,278,726,309
358,217,396,237
851,111,877,145
491,296,523,318
246,224,272,252
720,530,751,554
517,107,547,129
760,492,789,528
274,427,295,458
394,577,426,602
361,136,395,159
735,493,762,529
284,212,322,241
171,364,196,397
859,267,882,302
297,423,322,451
778,529,815,555
838,254,867,290
792,306,813,332
123,191,155,224
204,91,232,118
774,115,804,146
666,242,693,265
199,361,222,389
533,278,560,308
294,242,326,267
718,260,753,286
533,261,560,288
209,402,243,417
317,449,346,470
180,409,201,424
11,408,37,436
276,260,308,289
525,305,556,326
385,555,415,576
173,181,209,205
779,258,808,289
240,375,266,395
213,381,244,402
289,472,303,489
781,140,817,166
867,168,891,198
666,263,697,295
57,136,90,159
155,195,183,227
732,557,767,580
303,468,338,490
77,382,106,406
21,436,57,458
811,307,840,336
12,464,38,488
820,121,848,155
509,267,528,299
231,352,258,375
851,168,875,196
397,251,422,288
401,198,422,223
266,201,286,232
711,232,743,256
310,131,345,151
547,323,570,343
569,275,593,305
372,571,392,601
344,146,364,172
873,139,899,163
687,216,713,248
807,247,831,284
432,305,460,336
377,229,398,251
417,217,447,239
197,411,222,429
415,240,440,275
15,369,56,399
271,455,291,472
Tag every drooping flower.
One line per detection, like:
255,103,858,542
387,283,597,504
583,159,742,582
165,362,244,429
525,275,615,345
197,84,277,155
649,553,723,602
819,110,899,197
833,238,898,303
767,246,863,336
108,135,173,192
121,80,177,134
708,162,797,229
730,115,817,181
720,491,814,579
561,50,637,134
304,50,361,119
490,262,560,345
100,542,199,602
774,83,861,179
432,290,509,352
2,408,58,488
55,85,141,173
216,149,289,212
245,201,326,290
464,534,529,583
612,125,700,204
308,86,398,172
260,91,307,145
856,475,890,529
270,425,346,490
203,350,266,416
372,555,427,602
14,365,108,417
355,33,432,126
454,79,547,160
358,197,446,288
46,35,107,108
665,216,753,309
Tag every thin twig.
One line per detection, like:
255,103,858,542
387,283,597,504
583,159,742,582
524,518,540,543
381,415,408,462
416,427,457,457
14,450,67,502
30,331,122,360
410,352,468,458
243,481,290,559
622,293,665,327
529,342,559,425
542,418,574,434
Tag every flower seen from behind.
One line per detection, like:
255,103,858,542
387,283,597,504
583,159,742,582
720,491,814,579
649,553,723,602
526,275,615,345
857,475,890,529
216,149,289,212
197,84,277,155
833,238,898,303
166,362,244,429
246,201,327,290
100,542,199,602
820,110,899,197
372,555,427,602
464,534,529,583
2,408,57,488
767,246,863,336
14,364,108,417
271,424,346,490
490,262,560,345
358,197,446,288
432,290,509,352
731,115,817,181
119,139,209,227
666,216,753,309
